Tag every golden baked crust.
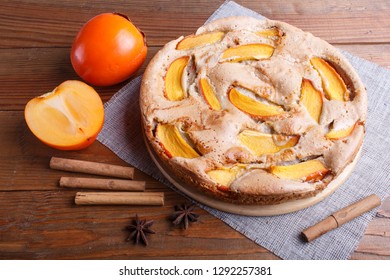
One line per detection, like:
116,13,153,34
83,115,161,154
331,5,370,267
140,16,367,205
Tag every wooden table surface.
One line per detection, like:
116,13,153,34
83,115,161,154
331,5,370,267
0,0,389,260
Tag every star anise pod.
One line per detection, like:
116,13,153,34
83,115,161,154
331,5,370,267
170,203,199,229
125,214,155,246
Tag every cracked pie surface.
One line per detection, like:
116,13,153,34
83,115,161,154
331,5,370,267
140,16,367,205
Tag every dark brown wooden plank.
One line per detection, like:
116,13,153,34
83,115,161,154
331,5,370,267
0,110,389,259
1,0,389,260
0,47,148,110
351,235,390,260
0,0,389,48
0,189,387,259
0,44,389,110
1,111,388,259
351,199,390,259
336,44,390,70
0,111,163,191
0,190,277,259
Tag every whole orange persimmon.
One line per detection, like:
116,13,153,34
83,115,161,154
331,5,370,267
71,13,147,86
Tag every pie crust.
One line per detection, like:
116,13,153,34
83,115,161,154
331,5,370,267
140,16,367,205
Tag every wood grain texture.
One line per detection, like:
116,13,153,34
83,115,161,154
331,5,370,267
0,112,389,259
0,0,389,260
0,0,389,47
0,190,277,259
0,44,389,110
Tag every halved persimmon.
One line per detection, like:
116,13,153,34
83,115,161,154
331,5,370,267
24,80,104,150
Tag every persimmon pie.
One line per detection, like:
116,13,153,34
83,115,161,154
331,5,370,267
140,17,367,205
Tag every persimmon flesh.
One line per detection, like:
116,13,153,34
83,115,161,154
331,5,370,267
24,80,104,150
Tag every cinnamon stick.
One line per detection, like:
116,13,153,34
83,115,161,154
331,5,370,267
75,192,164,206
50,157,134,179
301,194,381,242
60,177,145,191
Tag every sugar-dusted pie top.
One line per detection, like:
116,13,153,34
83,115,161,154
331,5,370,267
140,16,367,204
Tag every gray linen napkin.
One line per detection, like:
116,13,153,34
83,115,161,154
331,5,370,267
97,1,390,259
